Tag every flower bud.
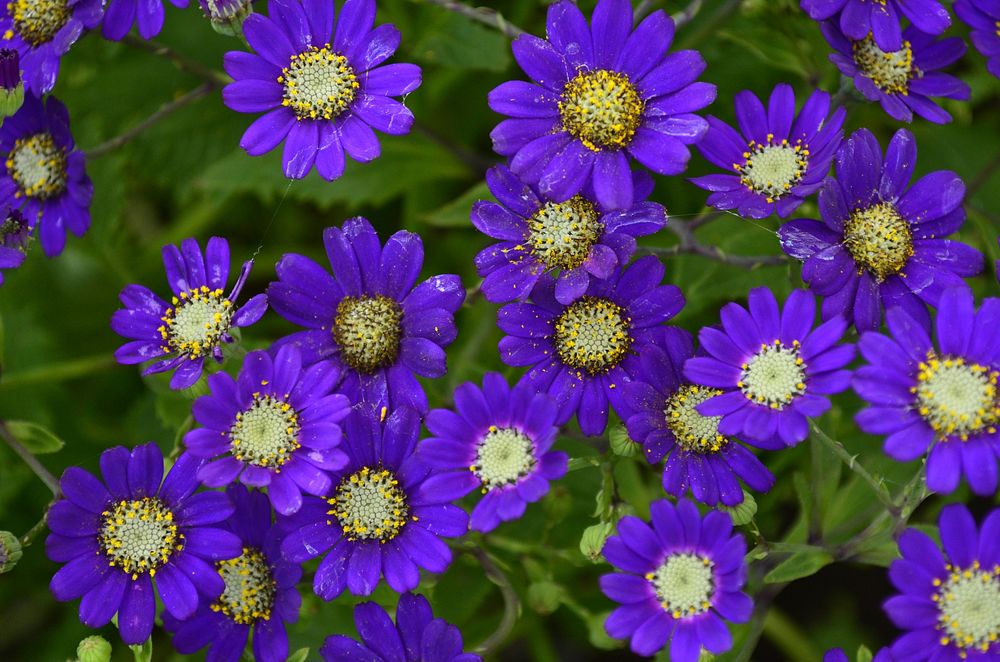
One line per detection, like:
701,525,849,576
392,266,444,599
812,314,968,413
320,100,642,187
1,209,30,253
0,49,24,118
0,531,22,573
77,635,113,662
198,0,254,37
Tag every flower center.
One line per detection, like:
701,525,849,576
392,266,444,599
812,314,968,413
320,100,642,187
327,466,410,542
736,136,809,202
99,498,182,579
471,426,537,488
332,295,404,374
935,564,1000,653
553,295,632,376
842,202,914,281
6,132,67,201
739,340,807,409
1,210,29,252
158,286,234,359
559,69,644,152
647,553,715,619
665,384,728,453
229,395,301,468
915,354,1000,441
527,196,602,271
6,0,71,46
279,45,359,121
212,547,276,625
852,35,915,95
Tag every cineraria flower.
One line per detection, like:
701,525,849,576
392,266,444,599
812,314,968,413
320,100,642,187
419,372,568,533
691,84,845,219
824,648,894,662
488,0,716,211
183,344,350,515
801,0,950,51
103,0,184,41
0,93,92,257
111,236,268,390
0,0,101,94
853,288,1000,496
623,327,775,506
778,129,983,332
499,255,685,437
821,22,969,124
268,217,463,414
600,499,752,660
46,443,241,645
684,288,854,449
321,593,482,661
0,48,24,116
282,406,469,600
0,206,28,284
163,485,302,662
223,0,421,180
883,504,1000,660
956,0,1000,79
472,164,666,304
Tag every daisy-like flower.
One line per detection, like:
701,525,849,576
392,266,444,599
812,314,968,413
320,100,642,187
853,288,1000,496
163,485,302,662
183,344,350,515
419,373,569,533
883,504,1000,660
472,164,666,305
684,287,854,449
488,0,716,211
821,22,969,124
0,93,92,257
600,498,752,660
111,236,268,390
956,0,1000,79
0,206,28,284
102,0,184,41
778,128,983,332
321,593,482,661
623,327,775,506
499,255,685,437
281,406,469,600
45,443,242,645
268,217,463,414
801,0,950,51
691,84,845,219
223,0,421,180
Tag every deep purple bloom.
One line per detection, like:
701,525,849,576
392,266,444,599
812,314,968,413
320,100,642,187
419,373,569,533
499,255,685,437
163,485,302,662
103,0,185,40
623,327,774,506
600,499,752,660
0,93,92,257
801,0,950,51
488,0,716,211
0,47,20,91
267,216,464,415
821,22,969,124
472,164,666,304
45,443,242,645
853,288,1000,496
684,287,854,449
883,504,1000,660
0,207,29,284
956,0,1000,79
281,406,469,600
223,0,421,180
183,344,350,515
691,84,845,219
778,128,983,333
111,236,268,390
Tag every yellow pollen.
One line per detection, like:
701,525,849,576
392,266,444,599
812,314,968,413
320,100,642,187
159,286,233,358
664,384,728,453
470,427,537,488
8,0,71,46
229,394,301,468
553,295,632,376
6,132,67,201
735,137,809,202
843,201,914,281
212,547,276,625
280,45,358,121
559,69,644,152
915,352,1000,440
650,553,715,619
740,340,807,409
99,498,181,577
332,295,403,374
853,34,917,95
328,466,409,542
527,196,602,270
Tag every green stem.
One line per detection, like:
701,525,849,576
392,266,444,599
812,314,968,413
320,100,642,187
810,423,897,517
414,0,524,38
470,547,521,656
122,35,230,85
0,353,116,389
763,606,822,662
0,421,60,495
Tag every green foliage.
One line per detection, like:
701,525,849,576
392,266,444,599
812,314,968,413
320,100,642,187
4,421,64,454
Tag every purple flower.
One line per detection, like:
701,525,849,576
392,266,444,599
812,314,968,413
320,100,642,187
0,47,20,91
684,287,855,449
956,0,1000,79
600,499,752,660
267,217,464,415
45,443,242,645
821,22,969,124
281,406,469,600
0,0,101,94
111,236,268,390
778,128,983,333
824,648,894,662
183,344,350,515
623,327,775,506
853,288,1000,496
499,255,685,437
472,164,666,304
0,207,29,284
0,93,92,257
223,0,421,180
419,373,569,533
102,0,184,41
488,0,716,211
691,84,845,219
163,485,302,662
884,504,1000,660
801,0,950,51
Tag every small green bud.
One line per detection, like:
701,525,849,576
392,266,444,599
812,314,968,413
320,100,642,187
527,580,564,614
720,490,757,526
608,423,641,459
199,0,254,37
0,49,23,119
579,521,615,562
0,530,22,573
77,636,112,662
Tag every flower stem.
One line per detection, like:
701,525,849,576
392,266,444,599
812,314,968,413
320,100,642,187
121,35,230,85
0,353,115,389
0,421,60,495
470,546,521,656
413,0,524,39
810,422,898,517
643,220,791,270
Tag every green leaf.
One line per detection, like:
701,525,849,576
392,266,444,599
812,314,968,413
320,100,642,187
410,12,511,72
287,648,310,662
579,522,615,562
587,611,620,651
608,423,641,459
5,421,64,454
721,491,758,526
764,549,833,584
421,181,489,228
